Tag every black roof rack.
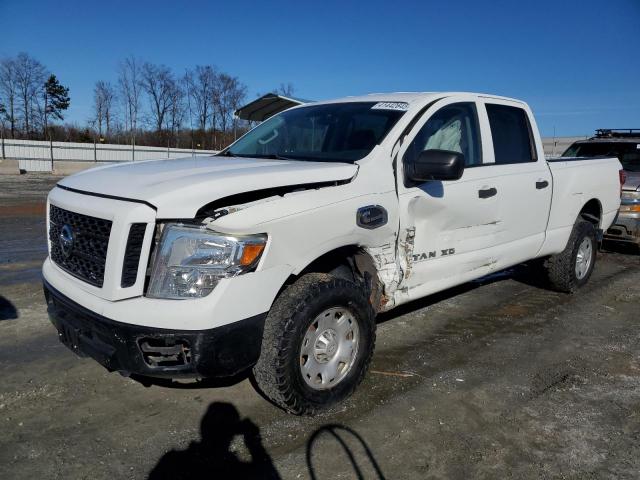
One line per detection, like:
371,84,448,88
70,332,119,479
594,128,640,138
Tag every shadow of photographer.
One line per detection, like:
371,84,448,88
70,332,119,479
148,400,386,480
0,295,18,321
148,402,281,480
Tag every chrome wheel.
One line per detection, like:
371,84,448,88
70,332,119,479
575,237,593,280
300,307,360,390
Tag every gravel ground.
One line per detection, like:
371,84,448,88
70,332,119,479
0,173,639,479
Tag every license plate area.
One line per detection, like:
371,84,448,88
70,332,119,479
57,322,87,357
48,294,117,364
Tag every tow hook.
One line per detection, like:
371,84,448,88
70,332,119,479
138,338,192,368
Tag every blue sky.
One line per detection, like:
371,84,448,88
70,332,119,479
1,0,638,136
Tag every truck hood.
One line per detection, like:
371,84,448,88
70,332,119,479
623,171,640,191
58,156,358,218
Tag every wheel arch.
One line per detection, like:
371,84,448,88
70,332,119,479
277,245,386,313
579,198,602,229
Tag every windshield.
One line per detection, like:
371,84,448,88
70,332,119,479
563,141,640,172
226,102,407,163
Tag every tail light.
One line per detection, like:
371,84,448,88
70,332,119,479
619,169,627,196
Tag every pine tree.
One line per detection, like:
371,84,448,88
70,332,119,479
0,102,6,137
43,74,70,137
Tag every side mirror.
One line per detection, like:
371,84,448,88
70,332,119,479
405,149,465,183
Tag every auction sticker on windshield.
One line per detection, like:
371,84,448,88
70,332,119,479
371,102,409,111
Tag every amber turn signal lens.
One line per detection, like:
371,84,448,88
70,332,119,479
240,243,266,266
620,204,640,213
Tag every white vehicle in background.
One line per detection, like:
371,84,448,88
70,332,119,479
43,92,623,414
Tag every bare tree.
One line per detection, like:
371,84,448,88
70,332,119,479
167,82,185,146
216,73,247,146
118,56,142,141
0,52,253,146
255,82,296,100
140,62,179,135
276,82,295,97
93,80,116,138
229,81,247,142
0,57,18,138
184,65,218,133
13,52,47,137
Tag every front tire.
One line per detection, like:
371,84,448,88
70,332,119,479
544,219,597,293
252,273,376,415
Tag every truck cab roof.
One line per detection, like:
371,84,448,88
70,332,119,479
310,91,527,107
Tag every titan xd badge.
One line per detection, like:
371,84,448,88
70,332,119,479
412,248,456,262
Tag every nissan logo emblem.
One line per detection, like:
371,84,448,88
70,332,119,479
59,224,75,258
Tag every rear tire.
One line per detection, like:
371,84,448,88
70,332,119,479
544,219,597,293
252,273,375,415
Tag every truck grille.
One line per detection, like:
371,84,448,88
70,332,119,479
49,205,112,287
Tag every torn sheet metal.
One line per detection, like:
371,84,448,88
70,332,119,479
365,240,402,311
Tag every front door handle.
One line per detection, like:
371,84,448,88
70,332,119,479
536,180,549,189
478,187,497,199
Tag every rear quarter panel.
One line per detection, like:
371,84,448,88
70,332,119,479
539,157,622,255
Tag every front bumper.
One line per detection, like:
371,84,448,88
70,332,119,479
44,280,267,379
604,213,640,245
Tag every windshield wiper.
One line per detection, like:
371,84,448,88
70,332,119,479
223,152,297,160
257,153,296,160
219,151,350,163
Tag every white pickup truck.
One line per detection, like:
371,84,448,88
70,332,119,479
44,92,623,414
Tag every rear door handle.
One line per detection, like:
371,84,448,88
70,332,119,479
478,187,497,199
536,180,549,189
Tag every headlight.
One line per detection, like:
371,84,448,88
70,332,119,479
147,224,266,299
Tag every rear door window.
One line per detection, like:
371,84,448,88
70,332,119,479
486,104,536,164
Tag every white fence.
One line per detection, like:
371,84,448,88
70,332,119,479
0,138,218,172
542,136,586,158
1,136,586,172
